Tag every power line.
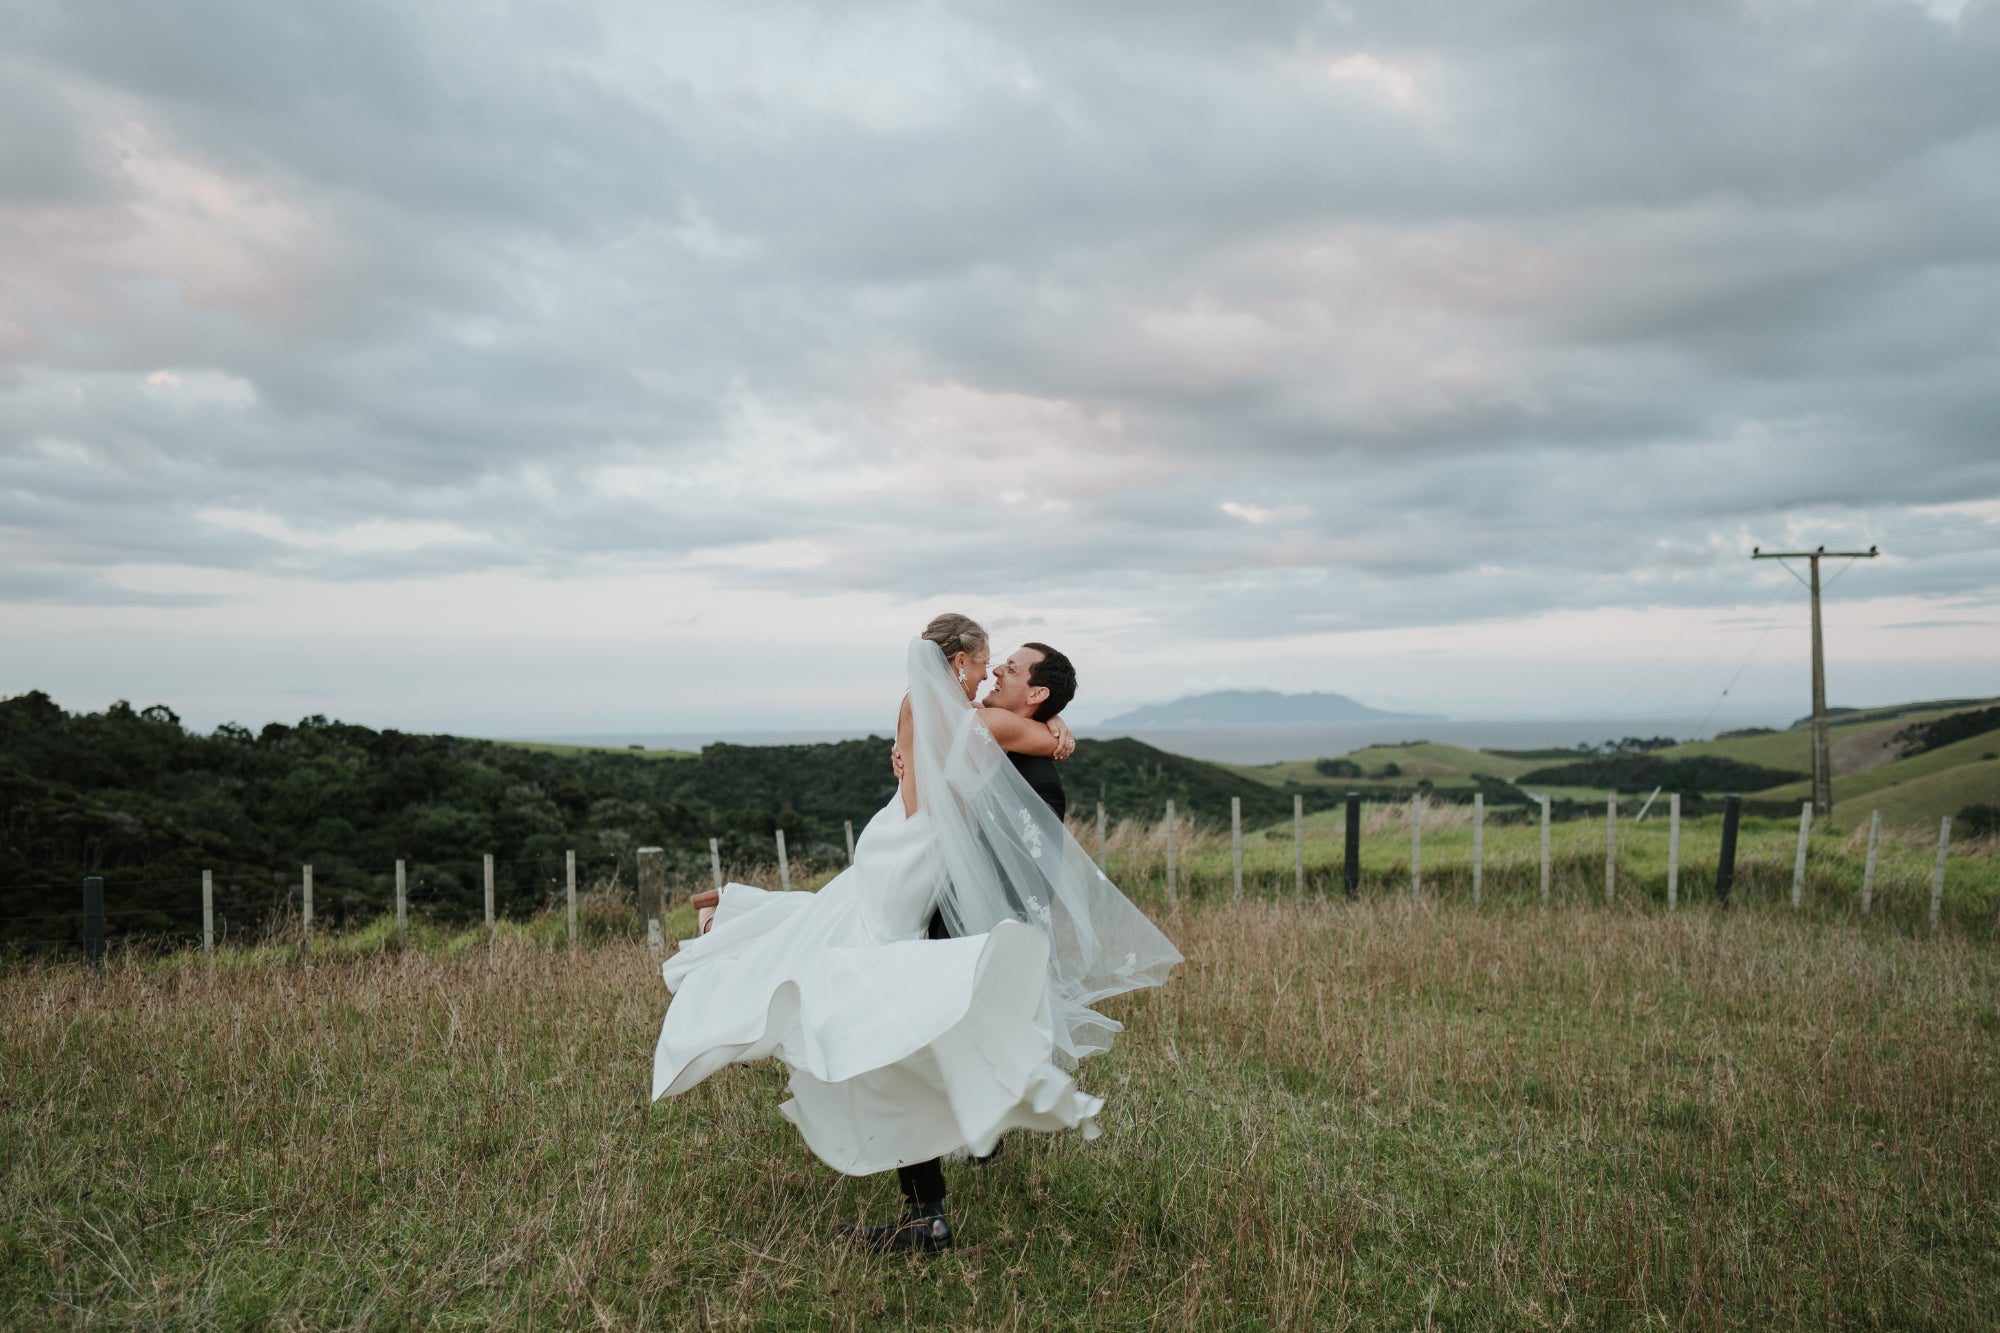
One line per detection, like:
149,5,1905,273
1647,573,1802,719
1606,579,1732,718
1690,578,1807,737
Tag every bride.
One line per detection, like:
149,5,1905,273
650,613,1181,1252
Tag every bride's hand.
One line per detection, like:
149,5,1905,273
890,744,907,780
1048,716,1075,761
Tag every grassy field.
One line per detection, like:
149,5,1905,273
5,882,1998,1330
1221,700,1999,834
1236,744,1542,793
1069,804,2000,935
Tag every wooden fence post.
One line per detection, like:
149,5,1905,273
1861,810,1881,915
1792,801,1812,910
1471,793,1484,907
1231,797,1243,905
1410,795,1423,899
1538,796,1551,906
202,869,214,968
82,875,103,967
1293,794,1305,901
303,864,314,952
1604,795,1617,905
1164,800,1178,908
565,850,577,946
395,859,407,948
1667,793,1681,910
709,838,723,890
637,847,665,925
844,820,855,863
482,854,495,938
776,829,791,892
1930,815,1950,930
1343,794,1360,902
1716,796,1741,907
1097,803,1108,870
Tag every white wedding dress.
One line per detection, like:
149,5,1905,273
650,638,1180,1177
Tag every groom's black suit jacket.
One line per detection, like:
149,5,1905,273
925,750,1065,940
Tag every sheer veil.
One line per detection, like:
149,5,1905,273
905,637,1182,1066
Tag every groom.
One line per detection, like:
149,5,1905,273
846,641,1079,1254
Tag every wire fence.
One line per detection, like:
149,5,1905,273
3,795,1992,960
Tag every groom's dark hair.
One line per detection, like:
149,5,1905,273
1022,643,1076,722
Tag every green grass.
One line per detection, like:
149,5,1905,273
1219,699,1997,835
5,886,1998,1329
1759,729,2000,810
1832,758,2000,834
1234,744,1543,792
1660,700,1993,771
1087,803,2000,932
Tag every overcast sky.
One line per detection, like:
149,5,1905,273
4,0,1997,737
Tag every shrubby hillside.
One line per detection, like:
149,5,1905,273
0,692,1305,944
1513,754,1804,793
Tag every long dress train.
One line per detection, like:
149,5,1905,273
650,799,1103,1176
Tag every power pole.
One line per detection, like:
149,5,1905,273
1750,544,1879,819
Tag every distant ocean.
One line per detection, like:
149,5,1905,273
1070,715,1790,764
521,712,1791,765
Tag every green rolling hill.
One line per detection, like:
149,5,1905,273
1832,758,2000,833
1663,699,1998,831
1218,698,1999,832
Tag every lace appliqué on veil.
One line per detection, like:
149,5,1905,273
1017,807,1044,859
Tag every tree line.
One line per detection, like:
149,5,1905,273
0,692,1312,945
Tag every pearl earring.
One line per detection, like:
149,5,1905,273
957,668,967,683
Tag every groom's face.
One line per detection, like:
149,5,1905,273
983,646,1048,716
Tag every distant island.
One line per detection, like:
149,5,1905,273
1100,689,1439,727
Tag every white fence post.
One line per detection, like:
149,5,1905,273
1294,794,1305,901
1605,795,1617,905
1097,802,1108,870
709,838,723,890
1861,810,1881,915
1165,800,1178,908
1231,798,1243,905
395,859,407,948
1930,816,1950,930
844,820,855,863
1667,793,1681,909
636,846,665,935
776,829,790,893
483,853,495,938
1539,796,1551,906
1471,793,1484,907
1792,801,1812,910
1410,795,1423,899
202,869,214,967
302,864,313,952
564,850,576,946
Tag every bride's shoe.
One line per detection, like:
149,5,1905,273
838,1203,954,1255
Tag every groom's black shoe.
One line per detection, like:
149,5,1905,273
839,1203,953,1255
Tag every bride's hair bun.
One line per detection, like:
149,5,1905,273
922,612,988,662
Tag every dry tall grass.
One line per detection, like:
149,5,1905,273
4,896,1997,1329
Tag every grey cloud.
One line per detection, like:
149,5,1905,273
2,0,1998,644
